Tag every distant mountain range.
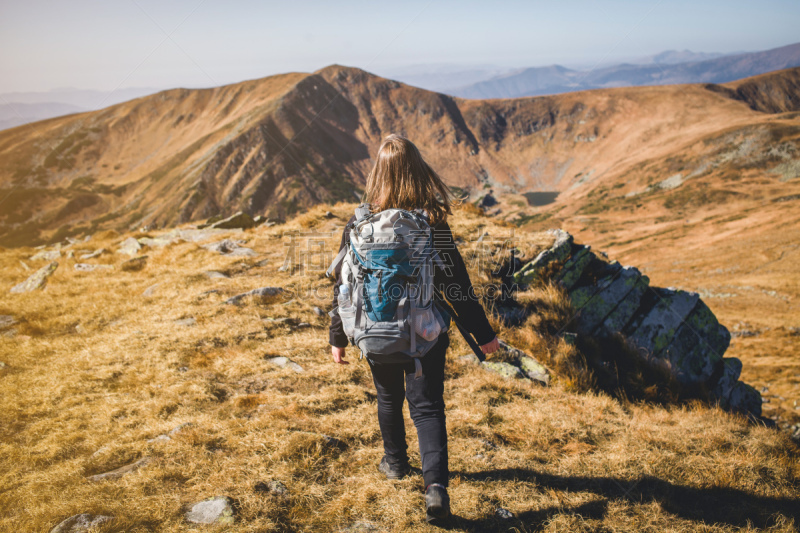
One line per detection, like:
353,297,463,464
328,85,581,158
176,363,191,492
0,87,160,131
448,42,800,99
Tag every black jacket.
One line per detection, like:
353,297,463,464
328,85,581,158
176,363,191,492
329,214,496,349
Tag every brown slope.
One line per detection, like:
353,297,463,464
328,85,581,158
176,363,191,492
1,65,799,248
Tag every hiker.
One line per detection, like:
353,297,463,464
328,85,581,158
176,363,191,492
328,134,499,523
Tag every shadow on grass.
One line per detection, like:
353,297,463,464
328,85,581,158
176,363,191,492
444,468,799,531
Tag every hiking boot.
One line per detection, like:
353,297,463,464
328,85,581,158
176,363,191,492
378,456,411,480
425,483,451,523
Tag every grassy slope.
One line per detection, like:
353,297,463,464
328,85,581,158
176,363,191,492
1,204,798,532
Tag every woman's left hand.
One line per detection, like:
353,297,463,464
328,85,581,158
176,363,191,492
480,337,500,355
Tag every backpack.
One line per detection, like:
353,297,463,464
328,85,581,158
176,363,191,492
327,204,448,377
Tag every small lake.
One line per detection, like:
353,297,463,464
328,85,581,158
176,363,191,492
523,191,559,206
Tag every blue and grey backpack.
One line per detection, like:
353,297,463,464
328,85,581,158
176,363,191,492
327,204,448,377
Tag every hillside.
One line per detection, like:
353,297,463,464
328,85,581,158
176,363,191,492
1,204,798,532
1,65,799,251
450,42,800,99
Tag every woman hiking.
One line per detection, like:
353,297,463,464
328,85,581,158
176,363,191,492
328,134,499,523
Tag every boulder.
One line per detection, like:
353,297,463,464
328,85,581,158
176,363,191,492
210,211,255,230
49,513,113,533
31,249,61,261
481,361,527,379
533,230,761,416
204,271,229,279
87,457,151,482
659,301,729,385
138,236,174,247
710,358,743,409
518,355,551,385
513,229,574,286
556,245,594,290
266,356,304,373
624,288,700,359
254,480,289,497
225,286,284,306
10,261,58,293
118,237,141,256
573,267,645,335
79,248,105,260
185,496,235,524
121,255,148,272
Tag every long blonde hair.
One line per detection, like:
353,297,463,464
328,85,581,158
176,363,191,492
364,134,453,224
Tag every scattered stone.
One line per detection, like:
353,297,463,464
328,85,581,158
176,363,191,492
496,507,515,519
49,513,113,533
178,366,188,372
313,306,324,316
74,263,113,272
185,496,235,524
255,259,269,267
225,286,284,306
481,361,527,379
147,434,171,443
205,271,229,279
202,239,256,256
253,215,267,226
325,211,336,219
142,283,160,297
121,255,148,272
254,480,289,497
210,211,255,230
169,422,192,435
138,236,174,247
517,354,551,385
174,317,196,327
118,237,141,256
266,356,304,373
79,248,106,260
340,521,385,532
295,322,311,328
10,261,58,293
0,362,6,368
87,457,151,482
30,249,61,261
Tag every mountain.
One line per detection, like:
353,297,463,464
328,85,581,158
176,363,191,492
0,102,85,131
449,42,800,99
0,64,799,250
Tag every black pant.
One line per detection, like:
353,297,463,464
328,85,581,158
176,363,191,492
367,334,450,488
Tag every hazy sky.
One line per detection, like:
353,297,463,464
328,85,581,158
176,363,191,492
1,0,799,93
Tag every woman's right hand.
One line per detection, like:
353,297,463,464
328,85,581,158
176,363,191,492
332,346,349,365
480,337,500,355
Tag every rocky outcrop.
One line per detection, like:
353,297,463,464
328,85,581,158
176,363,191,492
512,230,761,416
10,261,58,293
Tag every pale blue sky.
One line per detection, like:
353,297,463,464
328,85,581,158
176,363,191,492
1,0,798,93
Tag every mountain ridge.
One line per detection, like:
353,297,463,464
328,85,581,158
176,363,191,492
0,64,798,248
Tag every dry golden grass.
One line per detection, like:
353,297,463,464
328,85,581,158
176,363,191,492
1,204,798,532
